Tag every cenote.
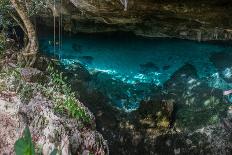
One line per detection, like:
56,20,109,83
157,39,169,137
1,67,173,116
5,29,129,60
40,32,232,112
3,0,232,154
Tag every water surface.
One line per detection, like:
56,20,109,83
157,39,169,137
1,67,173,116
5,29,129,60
40,33,232,111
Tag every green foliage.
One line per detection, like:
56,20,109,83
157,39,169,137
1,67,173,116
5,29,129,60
14,127,35,155
26,0,48,16
0,33,6,55
19,83,34,104
58,93,90,122
0,0,11,14
50,148,58,155
47,65,90,123
0,0,47,16
47,65,67,92
0,0,48,31
0,0,15,28
0,63,90,123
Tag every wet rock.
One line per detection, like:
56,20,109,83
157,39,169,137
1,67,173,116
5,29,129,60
64,62,91,81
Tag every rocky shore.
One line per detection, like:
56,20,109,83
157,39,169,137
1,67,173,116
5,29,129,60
0,50,108,154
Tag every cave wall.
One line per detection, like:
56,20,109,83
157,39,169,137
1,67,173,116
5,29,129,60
39,0,232,41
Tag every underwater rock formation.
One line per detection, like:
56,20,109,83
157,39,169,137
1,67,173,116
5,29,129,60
39,0,232,41
139,62,159,74
64,61,232,154
210,51,232,83
163,63,227,130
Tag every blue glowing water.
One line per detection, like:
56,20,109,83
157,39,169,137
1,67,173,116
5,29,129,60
40,33,232,111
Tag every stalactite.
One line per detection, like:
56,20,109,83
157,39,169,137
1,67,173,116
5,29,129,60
120,0,128,11
58,0,62,59
53,0,56,56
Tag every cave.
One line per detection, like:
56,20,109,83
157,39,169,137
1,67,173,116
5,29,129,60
1,0,232,154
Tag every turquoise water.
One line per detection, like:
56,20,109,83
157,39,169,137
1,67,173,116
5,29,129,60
40,33,232,111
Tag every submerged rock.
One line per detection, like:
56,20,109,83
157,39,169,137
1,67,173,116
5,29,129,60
55,59,232,154
210,51,232,83
164,63,198,94
78,56,94,65
163,65,171,70
139,62,159,74
163,63,227,130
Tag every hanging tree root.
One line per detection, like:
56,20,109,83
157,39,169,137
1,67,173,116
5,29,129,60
18,52,37,67
23,52,37,66
17,42,38,67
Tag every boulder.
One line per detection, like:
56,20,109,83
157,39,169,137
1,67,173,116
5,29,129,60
20,67,45,83
0,98,22,155
18,94,109,155
163,63,227,130
64,62,91,81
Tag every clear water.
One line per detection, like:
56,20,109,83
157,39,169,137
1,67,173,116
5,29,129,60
39,33,232,111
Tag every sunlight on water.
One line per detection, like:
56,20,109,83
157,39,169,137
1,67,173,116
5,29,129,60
40,33,232,111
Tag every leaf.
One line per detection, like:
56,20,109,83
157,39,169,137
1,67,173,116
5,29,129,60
14,127,35,155
50,148,58,155
15,140,29,155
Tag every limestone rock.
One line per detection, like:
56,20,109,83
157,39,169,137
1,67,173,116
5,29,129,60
20,67,44,83
39,0,232,41
19,94,109,155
